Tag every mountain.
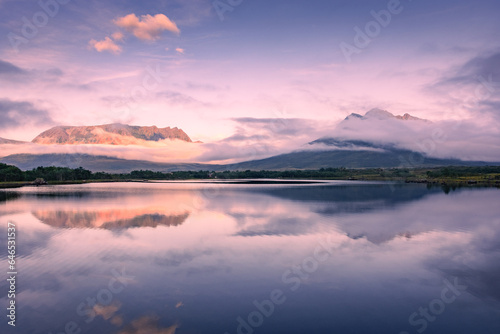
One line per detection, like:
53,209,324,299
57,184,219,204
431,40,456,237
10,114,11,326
1,151,497,173
0,154,219,173
32,123,192,145
343,108,429,122
226,149,495,170
0,137,26,144
395,113,424,121
33,211,189,229
2,110,498,172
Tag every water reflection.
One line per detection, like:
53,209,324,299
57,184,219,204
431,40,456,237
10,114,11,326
0,182,499,334
33,211,189,229
0,191,19,203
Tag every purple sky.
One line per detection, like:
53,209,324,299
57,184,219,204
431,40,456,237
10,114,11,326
0,0,499,162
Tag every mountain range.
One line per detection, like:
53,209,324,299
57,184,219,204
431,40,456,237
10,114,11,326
0,154,216,173
1,150,495,173
0,109,422,147
1,109,499,171
32,123,192,145
343,108,429,122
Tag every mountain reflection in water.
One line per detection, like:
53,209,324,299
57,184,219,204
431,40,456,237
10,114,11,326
32,211,189,229
0,181,499,334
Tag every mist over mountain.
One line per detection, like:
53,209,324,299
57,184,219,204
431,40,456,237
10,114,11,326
309,138,391,150
343,108,429,122
1,108,500,169
308,108,500,162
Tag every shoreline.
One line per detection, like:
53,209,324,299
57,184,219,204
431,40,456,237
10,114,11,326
1,177,499,189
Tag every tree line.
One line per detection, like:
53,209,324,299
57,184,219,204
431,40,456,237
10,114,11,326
1,163,499,183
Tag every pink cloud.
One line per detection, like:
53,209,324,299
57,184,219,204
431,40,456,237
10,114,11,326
111,32,124,41
114,13,180,41
89,37,122,54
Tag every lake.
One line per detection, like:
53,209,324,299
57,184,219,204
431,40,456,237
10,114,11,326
1,181,499,334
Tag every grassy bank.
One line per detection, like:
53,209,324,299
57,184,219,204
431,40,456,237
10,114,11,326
0,179,140,189
1,166,499,189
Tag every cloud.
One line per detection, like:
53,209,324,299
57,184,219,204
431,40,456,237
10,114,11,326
119,316,178,334
197,109,500,164
221,134,270,142
0,140,203,165
89,37,122,54
437,51,500,87
195,117,333,163
45,68,64,77
0,59,27,75
458,52,500,83
0,99,53,130
416,43,472,56
111,31,124,41
89,13,180,55
236,216,317,237
114,13,180,41
314,109,500,162
156,90,207,107
182,81,219,91
429,51,500,121
0,60,63,85
0,222,55,257
195,142,275,163
232,117,317,137
93,302,121,321
25,273,63,292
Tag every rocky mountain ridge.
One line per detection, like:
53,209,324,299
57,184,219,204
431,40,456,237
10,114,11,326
31,123,192,145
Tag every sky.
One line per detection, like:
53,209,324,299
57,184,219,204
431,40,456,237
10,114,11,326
0,0,499,162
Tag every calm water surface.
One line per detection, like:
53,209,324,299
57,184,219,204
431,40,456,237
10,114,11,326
1,181,499,334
